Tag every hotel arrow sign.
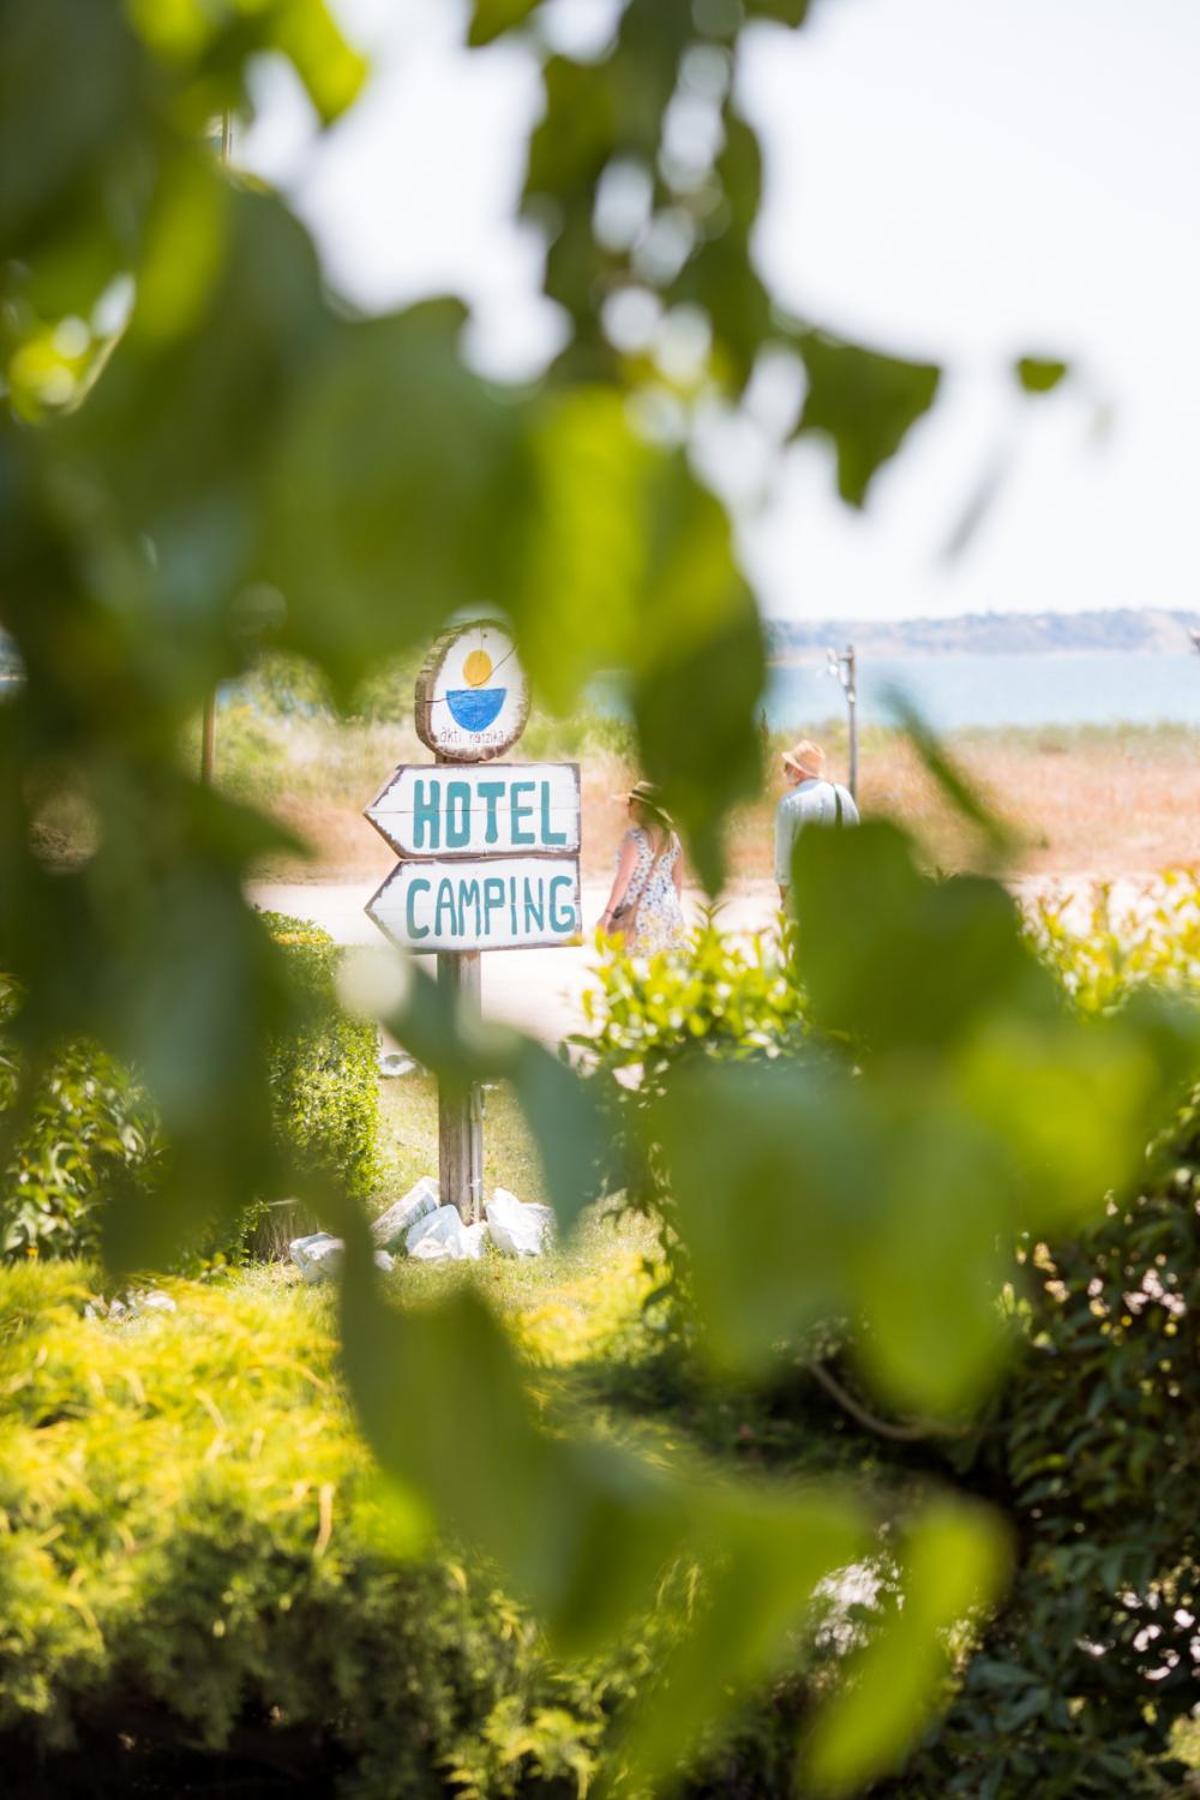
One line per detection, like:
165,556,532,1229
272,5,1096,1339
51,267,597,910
365,763,581,860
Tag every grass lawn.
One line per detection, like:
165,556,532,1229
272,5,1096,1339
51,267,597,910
371,1072,659,1371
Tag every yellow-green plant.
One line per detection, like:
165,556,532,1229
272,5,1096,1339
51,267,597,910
1,0,1170,1788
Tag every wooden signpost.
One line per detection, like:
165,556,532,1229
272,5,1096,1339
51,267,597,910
364,620,581,1222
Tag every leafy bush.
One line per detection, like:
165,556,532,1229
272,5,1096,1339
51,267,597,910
0,984,159,1263
578,916,807,1081
249,911,380,1257
0,1263,660,1798
575,884,1200,1795
576,919,809,1303
886,1114,1200,1797
0,915,378,1264
1030,871,1200,1012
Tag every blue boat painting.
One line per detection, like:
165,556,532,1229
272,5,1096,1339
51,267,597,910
446,647,506,732
446,686,506,731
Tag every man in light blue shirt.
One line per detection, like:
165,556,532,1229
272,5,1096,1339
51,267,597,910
775,739,859,902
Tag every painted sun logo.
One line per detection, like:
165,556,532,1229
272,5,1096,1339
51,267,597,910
447,645,507,732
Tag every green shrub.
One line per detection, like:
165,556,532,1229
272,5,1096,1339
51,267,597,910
248,911,380,1257
884,1116,1200,1798
577,916,807,1081
574,893,1200,1796
1029,870,1200,1012
0,914,378,1264
575,919,810,1302
0,1263,661,1798
0,983,159,1263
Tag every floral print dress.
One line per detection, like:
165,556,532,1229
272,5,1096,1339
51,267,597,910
617,827,686,954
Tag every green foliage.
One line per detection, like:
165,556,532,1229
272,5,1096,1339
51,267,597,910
578,916,808,1077
249,911,379,1254
0,1263,663,1796
1030,871,1200,1014
887,1124,1200,1796
1014,354,1070,395
0,983,158,1262
1,0,1179,1787
793,332,942,508
0,914,377,1264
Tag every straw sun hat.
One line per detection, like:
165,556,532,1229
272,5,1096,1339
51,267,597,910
781,740,826,780
618,779,673,824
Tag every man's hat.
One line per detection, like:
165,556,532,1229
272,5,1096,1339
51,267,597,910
782,739,825,780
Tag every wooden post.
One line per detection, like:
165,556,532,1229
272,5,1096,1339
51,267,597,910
437,949,484,1222
437,735,483,1224
845,643,859,803
200,690,217,786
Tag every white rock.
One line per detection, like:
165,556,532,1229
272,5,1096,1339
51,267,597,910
406,1205,488,1263
290,1231,343,1283
290,1231,393,1282
129,1288,177,1316
371,1177,440,1251
485,1188,554,1258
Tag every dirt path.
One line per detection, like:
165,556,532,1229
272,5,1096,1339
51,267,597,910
252,878,780,1044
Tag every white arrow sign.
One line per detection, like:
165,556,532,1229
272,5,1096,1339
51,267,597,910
366,856,582,953
365,763,580,860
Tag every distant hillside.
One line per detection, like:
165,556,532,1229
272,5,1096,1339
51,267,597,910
769,609,1200,659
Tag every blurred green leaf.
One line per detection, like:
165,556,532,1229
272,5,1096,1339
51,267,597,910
620,1482,868,1785
884,691,1020,866
795,330,941,507
129,0,366,125
339,1228,872,1769
468,0,541,47
58,185,329,684
379,959,609,1229
806,1498,1010,1794
745,0,812,19
851,1098,1013,1414
0,0,144,254
671,112,770,389
791,821,1055,1056
271,0,368,123
632,590,766,892
1014,355,1069,395
262,302,524,694
955,1000,1200,1234
655,1057,872,1365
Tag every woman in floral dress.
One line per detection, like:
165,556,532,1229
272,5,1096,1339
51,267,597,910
599,781,686,954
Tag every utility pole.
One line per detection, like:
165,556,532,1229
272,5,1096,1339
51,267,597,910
827,643,859,802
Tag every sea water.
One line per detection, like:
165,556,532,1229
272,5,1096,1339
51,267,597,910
768,652,1200,732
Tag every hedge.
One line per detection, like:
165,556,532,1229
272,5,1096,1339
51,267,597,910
0,1264,661,1799
0,913,378,1264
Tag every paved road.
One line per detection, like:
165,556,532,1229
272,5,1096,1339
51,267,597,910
250,878,780,1045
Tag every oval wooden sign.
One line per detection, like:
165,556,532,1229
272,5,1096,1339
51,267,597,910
414,620,530,763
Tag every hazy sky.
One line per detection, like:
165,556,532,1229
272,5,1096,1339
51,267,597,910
244,0,1200,625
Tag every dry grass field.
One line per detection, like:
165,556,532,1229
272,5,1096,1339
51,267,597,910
212,701,1200,889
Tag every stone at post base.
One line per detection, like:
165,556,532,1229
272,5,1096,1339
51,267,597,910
371,1177,440,1251
289,1231,395,1283
485,1188,555,1257
405,1205,488,1262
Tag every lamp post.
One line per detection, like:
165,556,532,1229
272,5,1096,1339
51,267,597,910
826,643,859,801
